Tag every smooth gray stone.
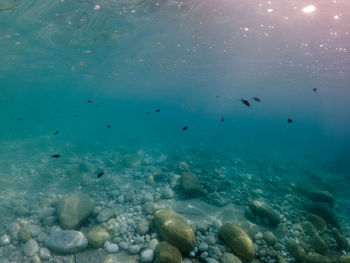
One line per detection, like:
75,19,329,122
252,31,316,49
45,230,87,254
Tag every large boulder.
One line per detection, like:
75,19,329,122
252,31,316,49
45,230,88,254
155,241,182,263
56,194,94,230
306,202,339,229
219,223,255,261
154,209,195,252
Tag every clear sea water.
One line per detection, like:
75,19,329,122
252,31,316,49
0,0,349,262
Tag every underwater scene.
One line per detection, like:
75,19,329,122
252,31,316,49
0,0,350,262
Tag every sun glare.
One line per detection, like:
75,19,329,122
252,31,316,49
302,5,316,14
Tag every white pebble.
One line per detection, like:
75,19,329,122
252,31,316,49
140,249,154,262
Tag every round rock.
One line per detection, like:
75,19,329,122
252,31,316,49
219,223,255,261
45,230,87,254
23,239,38,257
154,209,196,252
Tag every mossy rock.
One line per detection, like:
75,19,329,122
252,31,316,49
287,240,306,262
306,252,330,263
86,225,109,248
220,223,255,261
155,241,182,263
340,255,350,263
154,209,195,252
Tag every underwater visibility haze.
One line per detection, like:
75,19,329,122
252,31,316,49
0,0,349,262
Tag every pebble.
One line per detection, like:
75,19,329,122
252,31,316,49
161,187,174,199
199,242,209,252
136,219,149,235
263,231,277,245
148,239,159,250
7,223,20,238
38,208,55,221
39,248,50,260
142,193,153,203
143,202,157,215
36,232,48,243
128,245,141,255
0,235,10,246
119,241,129,251
140,249,154,263
43,216,56,226
23,239,38,257
105,242,119,253
28,225,42,237
97,208,115,223
206,257,220,263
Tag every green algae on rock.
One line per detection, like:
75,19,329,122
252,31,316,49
155,241,182,263
286,240,306,262
56,193,94,230
219,223,255,261
179,162,202,197
248,200,281,226
86,225,109,248
154,209,196,252
306,252,331,263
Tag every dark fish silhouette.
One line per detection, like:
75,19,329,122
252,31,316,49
54,130,59,135
253,97,261,102
146,112,151,115
0,4,18,12
182,126,188,130
155,109,160,113
221,117,224,122
216,95,219,99
240,98,250,107
87,100,94,103
106,125,111,128
51,154,61,158
287,118,293,123
313,88,318,92
97,172,104,178
17,118,23,121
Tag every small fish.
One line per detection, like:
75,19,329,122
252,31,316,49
96,105,100,107
253,97,261,102
221,117,224,122
87,100,94,103
54,130,59,135
216,95,220,99
146,112,151,115
0,4,18,12
56,109,60,113
97,172,104,178
313,88,318,92
287,118,293,123
155,109,160,113
182,126,188,130
240,98,250,107
106,124,111,128
51,154,61,158
17,118,23,121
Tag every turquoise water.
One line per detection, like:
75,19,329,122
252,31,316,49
0,0,349,262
